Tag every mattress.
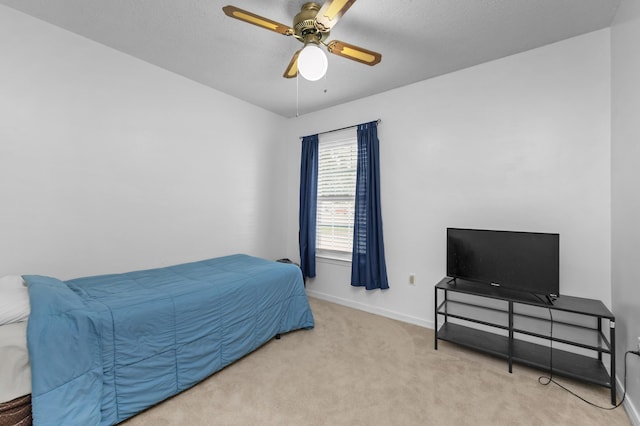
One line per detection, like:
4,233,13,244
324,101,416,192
0,321,31,404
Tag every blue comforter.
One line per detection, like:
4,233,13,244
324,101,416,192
24,254,314,425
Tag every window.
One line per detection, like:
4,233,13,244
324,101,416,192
316,128,357,259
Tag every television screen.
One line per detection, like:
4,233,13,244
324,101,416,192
447,228,559,297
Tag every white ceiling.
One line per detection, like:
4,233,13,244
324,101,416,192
0,0,621,118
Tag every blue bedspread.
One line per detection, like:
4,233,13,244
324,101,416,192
24,254,314,425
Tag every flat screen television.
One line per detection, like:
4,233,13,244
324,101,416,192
447,228,559,298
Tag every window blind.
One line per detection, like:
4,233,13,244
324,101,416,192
316,129,357,255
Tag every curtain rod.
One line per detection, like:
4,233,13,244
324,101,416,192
300,119,381,139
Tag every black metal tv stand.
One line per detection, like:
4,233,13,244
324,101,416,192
434,277,616,405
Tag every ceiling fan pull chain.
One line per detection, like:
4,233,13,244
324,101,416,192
296,70,300,117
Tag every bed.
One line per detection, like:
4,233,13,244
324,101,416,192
20,254,314,425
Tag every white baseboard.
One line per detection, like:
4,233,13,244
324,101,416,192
625,399,639,426
619,374,640,426
305,289,435,330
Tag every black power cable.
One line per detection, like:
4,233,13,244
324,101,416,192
536,304,639,410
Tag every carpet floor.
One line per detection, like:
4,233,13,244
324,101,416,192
123,297,630,425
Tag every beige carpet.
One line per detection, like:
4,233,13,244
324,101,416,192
123,297,630,425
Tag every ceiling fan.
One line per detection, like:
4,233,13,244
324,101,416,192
222,1,382,81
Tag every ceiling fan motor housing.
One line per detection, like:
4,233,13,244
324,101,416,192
294,2,328,45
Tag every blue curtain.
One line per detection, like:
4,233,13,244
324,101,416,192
351,121,389,290
299,134,319,278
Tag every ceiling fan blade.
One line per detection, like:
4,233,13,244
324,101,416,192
327,40,382,66
283,51,301,79
315,0,357,32
222,5,293,36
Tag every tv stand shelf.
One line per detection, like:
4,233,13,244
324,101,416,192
434,277,616,405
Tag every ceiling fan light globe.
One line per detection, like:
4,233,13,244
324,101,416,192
298,44,328,81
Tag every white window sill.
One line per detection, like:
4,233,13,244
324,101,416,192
316,251,352,265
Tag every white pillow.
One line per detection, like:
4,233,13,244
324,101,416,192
0,275,30,325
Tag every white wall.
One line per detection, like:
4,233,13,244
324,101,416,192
611,0,640,423
285,30,612,328
0,5,288,279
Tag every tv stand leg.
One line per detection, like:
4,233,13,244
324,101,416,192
434,286,438,350
610,321,616,405
508,301,513,373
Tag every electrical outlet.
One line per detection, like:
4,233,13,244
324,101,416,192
409,274,415,285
